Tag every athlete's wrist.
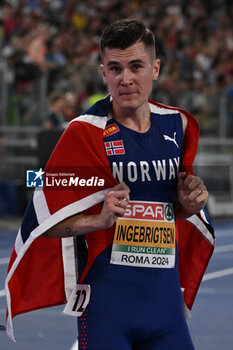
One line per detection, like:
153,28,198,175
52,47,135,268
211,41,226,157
71,213,105,234
175,202,193,219
84,214,104,231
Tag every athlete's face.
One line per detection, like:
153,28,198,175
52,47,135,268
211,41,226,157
101,42,160,113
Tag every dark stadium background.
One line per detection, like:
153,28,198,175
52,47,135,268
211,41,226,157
0,1,233,349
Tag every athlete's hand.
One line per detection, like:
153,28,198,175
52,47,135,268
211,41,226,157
98,182,130,230
176,172,208,219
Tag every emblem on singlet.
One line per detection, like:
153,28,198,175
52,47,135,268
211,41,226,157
163,132,179,148
104,140,125,156
165,204,174,221
103,123,120,137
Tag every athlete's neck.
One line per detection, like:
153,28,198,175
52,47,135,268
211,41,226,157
110,103,151,133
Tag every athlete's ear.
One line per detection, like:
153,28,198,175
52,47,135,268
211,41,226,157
100,64,107,84
152,59,160,81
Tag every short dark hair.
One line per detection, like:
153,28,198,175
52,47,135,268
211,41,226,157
100,19,156,59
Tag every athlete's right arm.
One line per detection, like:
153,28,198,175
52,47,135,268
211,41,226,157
43,182,130,238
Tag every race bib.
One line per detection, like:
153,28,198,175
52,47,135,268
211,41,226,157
63,284,91,317
110,201,176,268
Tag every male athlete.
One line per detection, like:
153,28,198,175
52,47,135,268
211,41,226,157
44,20,210,349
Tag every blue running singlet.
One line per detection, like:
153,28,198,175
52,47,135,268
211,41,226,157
78,105,195,350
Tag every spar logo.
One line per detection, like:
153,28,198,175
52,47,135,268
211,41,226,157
123,201,174,222
165,204,174,221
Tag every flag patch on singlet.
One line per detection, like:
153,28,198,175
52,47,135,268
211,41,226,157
103,123,120,137
104,140,125,156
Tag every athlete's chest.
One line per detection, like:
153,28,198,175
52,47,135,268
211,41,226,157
103,113,183,196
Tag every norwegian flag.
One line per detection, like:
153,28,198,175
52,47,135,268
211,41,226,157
5,95,214,341
5,103,117,342
104,140,125,156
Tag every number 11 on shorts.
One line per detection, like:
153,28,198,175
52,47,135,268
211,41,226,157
63,284,91,317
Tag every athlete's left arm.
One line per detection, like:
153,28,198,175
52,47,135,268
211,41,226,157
176,113,209,219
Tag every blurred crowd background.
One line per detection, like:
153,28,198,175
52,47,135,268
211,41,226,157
0,0,233,217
